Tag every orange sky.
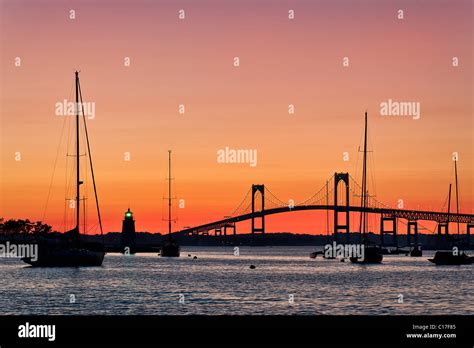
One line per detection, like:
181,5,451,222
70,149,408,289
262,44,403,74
1,0,472,235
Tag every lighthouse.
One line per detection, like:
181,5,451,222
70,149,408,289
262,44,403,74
120,208,136,254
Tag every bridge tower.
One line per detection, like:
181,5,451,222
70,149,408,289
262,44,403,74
334,173,350,244
251,184,265,240
467,223,473,247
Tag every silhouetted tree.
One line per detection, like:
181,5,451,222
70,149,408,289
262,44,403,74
0,218,53,236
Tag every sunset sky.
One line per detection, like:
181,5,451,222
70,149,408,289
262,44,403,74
1,0,472,235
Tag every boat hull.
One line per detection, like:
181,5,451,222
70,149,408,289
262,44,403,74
160,239,180,257
410,247,423,257
350,246,383,264
428,251,473,265
22,248,105,267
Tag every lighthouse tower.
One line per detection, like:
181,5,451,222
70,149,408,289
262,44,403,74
120,208,136,254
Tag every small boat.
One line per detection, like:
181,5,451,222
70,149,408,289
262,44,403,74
382,248,409,255
428,251,473,265
350,245,383,264
410,246,422,257
323,254,336,260
160,238,180,257
309,251,323,259
22,72,105,267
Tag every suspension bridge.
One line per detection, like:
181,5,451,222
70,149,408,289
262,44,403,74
178,172,474,247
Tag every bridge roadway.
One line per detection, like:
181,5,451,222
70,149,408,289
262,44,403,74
177,205,474,235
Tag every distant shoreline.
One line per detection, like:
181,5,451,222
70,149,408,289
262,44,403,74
2,231,471,250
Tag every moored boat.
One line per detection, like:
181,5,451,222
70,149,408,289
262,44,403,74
428,251,473,265
22,71,105,267
160,150,180,257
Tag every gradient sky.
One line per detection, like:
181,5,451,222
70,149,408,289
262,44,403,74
1,0,472,235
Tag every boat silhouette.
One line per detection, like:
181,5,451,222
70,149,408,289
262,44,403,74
22,71,105,267
428,251,473,265
428,158,472,265
410,246,422,257
160,150,180,257
350,112,383,264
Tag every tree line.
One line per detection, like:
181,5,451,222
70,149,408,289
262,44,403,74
0,218,53,236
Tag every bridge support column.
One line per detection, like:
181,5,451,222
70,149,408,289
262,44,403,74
251,184,265,241
466,223,473,247
380,216,397,248
334,173,350,244
224,223,236,244
437,222,448,249
407,220,418,247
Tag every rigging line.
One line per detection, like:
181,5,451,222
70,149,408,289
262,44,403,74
63,109,73,232
58,78,76,231
43,115,68,222
78,80,104,240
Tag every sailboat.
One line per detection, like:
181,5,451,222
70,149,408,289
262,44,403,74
429,159,473,265
160,150,181,257
350,112,383,264
22,71,105,267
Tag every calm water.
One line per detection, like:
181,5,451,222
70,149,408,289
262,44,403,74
0,247,473,315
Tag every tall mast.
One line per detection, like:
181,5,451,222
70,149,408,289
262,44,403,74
359,112,368,243
168,150,172,239
75,71,80,238
454,159,460,237
446,183,452,237
326,180,330,242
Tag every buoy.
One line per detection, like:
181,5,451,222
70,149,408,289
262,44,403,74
188,254,191,257
249,265,256,269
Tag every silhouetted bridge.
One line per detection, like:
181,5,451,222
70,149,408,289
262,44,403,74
178,173,474,247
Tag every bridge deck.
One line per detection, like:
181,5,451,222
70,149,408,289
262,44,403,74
178,205,474,234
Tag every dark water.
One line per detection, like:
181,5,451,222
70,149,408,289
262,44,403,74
0,247,473,315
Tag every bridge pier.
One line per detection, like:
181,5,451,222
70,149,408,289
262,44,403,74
380,216,397,248
406,220,418,247
334,173,350,244
437,222,449,248
467,223,473,247
251,184,265,241
224,223,236,243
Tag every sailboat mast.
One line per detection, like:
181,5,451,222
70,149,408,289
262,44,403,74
75,71,80,237
360,112,368,242
168,150,172,239
446,183,452,236
454,160,460,237
326,180,330,242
